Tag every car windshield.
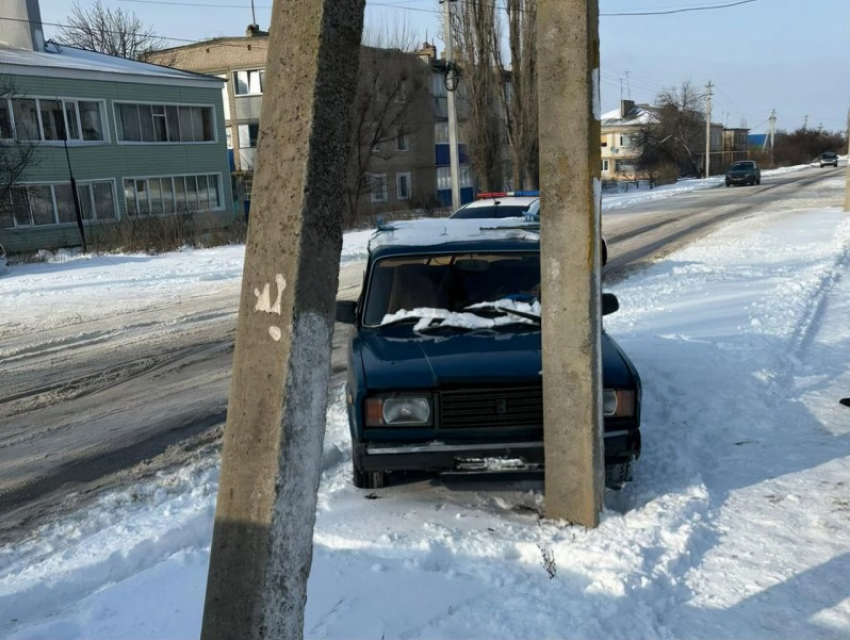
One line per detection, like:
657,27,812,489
822,152,836,157
362,252,541,327
450,204,531,219
731,162,754,170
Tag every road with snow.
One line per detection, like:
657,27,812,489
0,164,842,541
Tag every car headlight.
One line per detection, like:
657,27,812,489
603,389,636,418
365,396,432,426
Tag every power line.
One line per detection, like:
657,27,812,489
111,0,759,18
601,0,758,17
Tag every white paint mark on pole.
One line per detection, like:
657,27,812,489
254,274,287,315
268,326,282,341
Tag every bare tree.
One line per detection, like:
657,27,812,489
0,79,38,230
494,0,538,190
452,0,504,192
57,1,165,59
345,46,430,225
362,18,418,52
634,81,706,179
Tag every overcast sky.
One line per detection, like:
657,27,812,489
32,0,849,134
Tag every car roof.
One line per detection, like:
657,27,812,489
368,218,540,259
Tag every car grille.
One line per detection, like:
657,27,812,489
439,386,543,429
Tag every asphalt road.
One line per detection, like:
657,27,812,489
0,165,842,541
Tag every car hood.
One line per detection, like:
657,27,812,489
355,328,636,390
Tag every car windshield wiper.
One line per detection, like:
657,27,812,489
463,302,541,324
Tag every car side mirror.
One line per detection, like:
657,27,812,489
336,300,357,324
602,292,619,316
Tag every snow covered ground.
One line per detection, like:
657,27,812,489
2,170,849,639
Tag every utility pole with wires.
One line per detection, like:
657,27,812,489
441,0,461,211
704,80,713,178
803,114,809,130
768,109,777,166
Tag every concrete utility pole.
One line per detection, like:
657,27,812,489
441,0,461,210
768,108,777,166
538,0,603,527
844,106,850,212
200,1,365,639
704,80,713,178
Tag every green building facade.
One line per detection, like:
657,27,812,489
0,43,235,255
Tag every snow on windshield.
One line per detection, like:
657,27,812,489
362,252,540,327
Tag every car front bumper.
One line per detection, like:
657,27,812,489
354,429,641,472
726,175,756,184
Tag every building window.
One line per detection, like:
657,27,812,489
397,128,408,152
600,134,608,148
13,98,40,140
431,72,447,98
4,97,105,142
370,174,387,203
4,180,116,228
437,165,473,191
0,100,12,139
123,174,222,215
619,134,632,148
396,172,411,200
233,69,265,96
434,121,448,144
238,123,260,148
116,103,214,143
602,159,609,171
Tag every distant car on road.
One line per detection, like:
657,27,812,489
819,151,839,168
725,160,761,187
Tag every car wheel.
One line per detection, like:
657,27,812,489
725,182,730,187
605,459,634,490
756,178,761,185
352,459,387,489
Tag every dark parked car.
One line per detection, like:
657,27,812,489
336,219,642,490
725,160,761,187
819,151,839,168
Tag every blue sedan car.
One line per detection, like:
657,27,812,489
336,219,641,489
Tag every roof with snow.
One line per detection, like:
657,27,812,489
0,42,223,87
601,103,659,128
